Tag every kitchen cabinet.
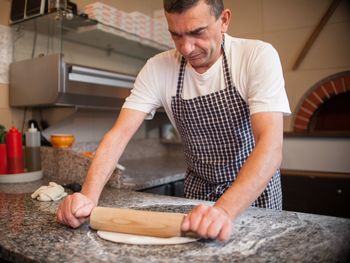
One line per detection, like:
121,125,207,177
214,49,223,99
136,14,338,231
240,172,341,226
140,179,184,197
281,170,350,218
140,170,350,219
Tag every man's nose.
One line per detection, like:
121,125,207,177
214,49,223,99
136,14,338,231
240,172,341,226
179,37,195,57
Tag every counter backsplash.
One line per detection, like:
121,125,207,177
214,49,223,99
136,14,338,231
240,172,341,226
71,138,184,161
41,147,122,187
41,138,184,188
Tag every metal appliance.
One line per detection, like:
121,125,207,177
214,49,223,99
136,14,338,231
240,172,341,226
9,53,135,109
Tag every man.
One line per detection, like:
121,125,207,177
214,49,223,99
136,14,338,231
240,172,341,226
57,0,290,241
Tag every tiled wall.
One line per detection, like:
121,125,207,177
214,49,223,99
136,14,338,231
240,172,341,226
0,25,11,84
0,0,26,130
0,23,11,127
0,22,26,129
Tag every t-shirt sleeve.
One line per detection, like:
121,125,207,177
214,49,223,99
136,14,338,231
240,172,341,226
246,43,291,116
122,58,162,120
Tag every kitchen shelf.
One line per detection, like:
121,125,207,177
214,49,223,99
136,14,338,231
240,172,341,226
64,23,170,60
11,12,171,61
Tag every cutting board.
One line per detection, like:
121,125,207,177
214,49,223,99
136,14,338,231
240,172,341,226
90,207,187,238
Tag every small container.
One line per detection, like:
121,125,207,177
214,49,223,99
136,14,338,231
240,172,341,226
50,134,75,148
25,123,41,172
6,126,24,174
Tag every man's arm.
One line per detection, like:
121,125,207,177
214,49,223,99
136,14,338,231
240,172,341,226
181,112,284,241
215,112,283,216
57,108,147,228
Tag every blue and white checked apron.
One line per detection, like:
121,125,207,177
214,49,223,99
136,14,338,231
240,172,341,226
171,38,282,209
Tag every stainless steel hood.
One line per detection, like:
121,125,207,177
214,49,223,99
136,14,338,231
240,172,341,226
10,53,135,109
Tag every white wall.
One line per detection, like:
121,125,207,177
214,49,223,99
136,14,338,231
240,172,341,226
41,109,155,143
282,137,350,173
226,0,350,131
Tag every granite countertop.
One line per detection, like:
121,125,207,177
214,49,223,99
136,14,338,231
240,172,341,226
120,155,186,190
0,179,350,263
41,146,186,191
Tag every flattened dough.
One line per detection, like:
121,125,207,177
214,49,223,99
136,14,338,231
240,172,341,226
97,231,198,245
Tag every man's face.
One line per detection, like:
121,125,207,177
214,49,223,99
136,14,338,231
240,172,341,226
165,1,225,73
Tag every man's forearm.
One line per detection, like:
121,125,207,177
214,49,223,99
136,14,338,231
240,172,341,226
215,112,284,220
215,139,282,220
80,108,147,205
80,130,128,205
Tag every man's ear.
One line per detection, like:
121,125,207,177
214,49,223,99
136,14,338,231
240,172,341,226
220,9,231,33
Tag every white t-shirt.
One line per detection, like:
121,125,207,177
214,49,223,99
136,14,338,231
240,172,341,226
123,34,291,128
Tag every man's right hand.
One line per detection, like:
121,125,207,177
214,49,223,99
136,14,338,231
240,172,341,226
56,193,95,228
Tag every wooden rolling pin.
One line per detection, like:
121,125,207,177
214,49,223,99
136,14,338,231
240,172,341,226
90,207,188,238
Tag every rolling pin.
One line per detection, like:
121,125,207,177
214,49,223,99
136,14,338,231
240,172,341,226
90,207,188,238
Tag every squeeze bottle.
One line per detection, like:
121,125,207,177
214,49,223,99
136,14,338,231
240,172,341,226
25,123,41,172
6,127,24,174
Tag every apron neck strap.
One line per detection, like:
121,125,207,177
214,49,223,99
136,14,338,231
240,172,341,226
176,35,228,97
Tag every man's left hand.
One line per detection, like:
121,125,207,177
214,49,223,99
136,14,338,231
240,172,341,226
181,204,232,241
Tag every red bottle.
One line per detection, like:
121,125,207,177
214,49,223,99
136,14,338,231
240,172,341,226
6,127,24,174
0,144,7,174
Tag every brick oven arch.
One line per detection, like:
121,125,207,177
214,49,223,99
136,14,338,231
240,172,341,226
293,71,350,132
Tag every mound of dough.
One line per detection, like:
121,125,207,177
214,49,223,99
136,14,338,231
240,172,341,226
97,231,199,245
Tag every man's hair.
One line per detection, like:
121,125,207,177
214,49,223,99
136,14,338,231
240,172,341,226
163,0,224,20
